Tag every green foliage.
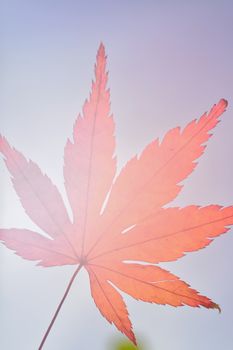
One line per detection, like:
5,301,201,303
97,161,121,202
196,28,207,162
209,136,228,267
114,339,141,350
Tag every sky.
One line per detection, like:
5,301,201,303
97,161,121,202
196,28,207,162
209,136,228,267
1,1,233,349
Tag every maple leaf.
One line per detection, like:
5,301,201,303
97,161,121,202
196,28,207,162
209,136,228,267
0,43,232,348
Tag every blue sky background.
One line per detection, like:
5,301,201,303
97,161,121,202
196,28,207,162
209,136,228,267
1,1,233,349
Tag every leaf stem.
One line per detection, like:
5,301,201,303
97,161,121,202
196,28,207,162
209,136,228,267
38,264,83,350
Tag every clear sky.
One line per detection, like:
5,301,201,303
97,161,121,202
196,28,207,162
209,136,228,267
1,1,233,349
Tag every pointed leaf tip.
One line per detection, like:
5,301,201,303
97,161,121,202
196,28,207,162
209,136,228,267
212,303,221,313
98,42,105,57
219,98,228,109
0,135,8,153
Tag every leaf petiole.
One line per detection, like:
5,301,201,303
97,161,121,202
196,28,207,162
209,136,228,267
38,264,83,349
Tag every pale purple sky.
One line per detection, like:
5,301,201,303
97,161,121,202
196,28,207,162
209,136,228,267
1,1,233,349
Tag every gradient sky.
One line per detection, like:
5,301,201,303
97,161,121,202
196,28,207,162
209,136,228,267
1,1,233,349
